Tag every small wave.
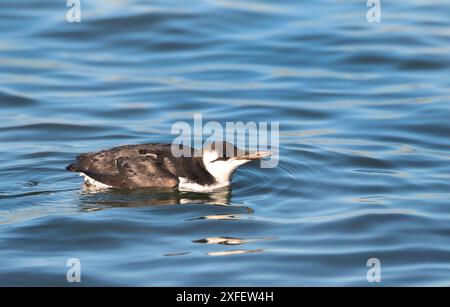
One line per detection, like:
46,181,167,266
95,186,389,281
397,58,446,71
0,89,37,107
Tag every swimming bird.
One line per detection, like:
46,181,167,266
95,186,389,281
66,142,272,192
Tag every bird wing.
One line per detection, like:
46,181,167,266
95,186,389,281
71,155,179,189
115,156,179,188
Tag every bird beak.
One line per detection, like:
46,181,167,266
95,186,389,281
236,150,273,161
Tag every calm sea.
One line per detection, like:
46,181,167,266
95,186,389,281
0,0,449,286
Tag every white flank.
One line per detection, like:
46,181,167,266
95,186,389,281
79,173,229,192
178,177,230,192
80,173,112,189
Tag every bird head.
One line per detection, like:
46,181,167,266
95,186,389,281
202,141,272,184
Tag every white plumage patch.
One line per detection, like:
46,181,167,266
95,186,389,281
80,173,112,189
178,177,230,192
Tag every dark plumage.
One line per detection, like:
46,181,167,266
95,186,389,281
66,143,215,189
66,142,272,190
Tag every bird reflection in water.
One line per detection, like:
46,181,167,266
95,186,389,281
206,249,263,256
193,237,275,246
78,186,272,257
78,185,236,210
192,237,274,256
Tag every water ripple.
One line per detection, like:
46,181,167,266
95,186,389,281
0,0,449,286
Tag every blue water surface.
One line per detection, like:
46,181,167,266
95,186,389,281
0,0,449,286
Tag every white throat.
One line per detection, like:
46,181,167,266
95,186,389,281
204,161,234,185
202,154,249,186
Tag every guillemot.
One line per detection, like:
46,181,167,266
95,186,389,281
66,142,272,192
